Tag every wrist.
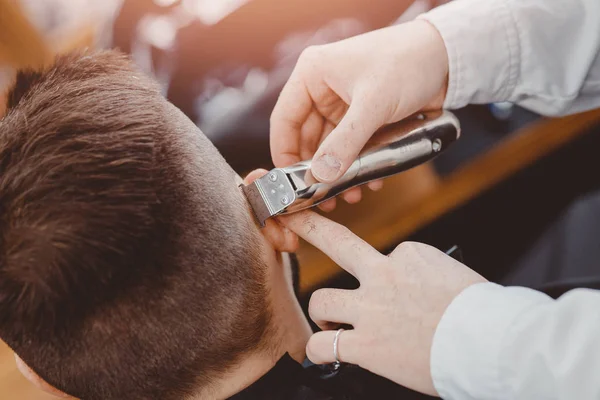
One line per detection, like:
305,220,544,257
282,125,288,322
418,19,450,109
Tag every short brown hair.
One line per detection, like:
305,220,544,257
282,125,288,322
0,51,271,399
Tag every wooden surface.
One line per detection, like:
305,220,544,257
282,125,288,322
297,108,600,293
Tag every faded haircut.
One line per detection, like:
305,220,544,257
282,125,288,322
0,51,271,399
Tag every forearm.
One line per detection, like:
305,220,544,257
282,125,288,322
419,0,600,116
433,283,600,399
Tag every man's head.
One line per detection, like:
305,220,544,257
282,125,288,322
0,51,297,399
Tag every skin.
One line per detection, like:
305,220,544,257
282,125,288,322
270,19,489,396
270,19,449,210
280,211,487,396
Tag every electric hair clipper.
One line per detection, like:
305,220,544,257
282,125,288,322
242,110,460,227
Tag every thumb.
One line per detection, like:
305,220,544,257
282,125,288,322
311,98,386,183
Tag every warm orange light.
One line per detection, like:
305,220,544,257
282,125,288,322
181,0,250,25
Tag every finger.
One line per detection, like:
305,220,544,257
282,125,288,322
367,180,384,192
311,96,386,183
315,119,336,154
270,72,313,168
306,329,361,365
243,168,269,184
342,187,362,204
309,288,358,330
279,211,382,278
321,120,337,143
318,198,337,213
264,217,300,254
299,108,326,161
321,99,349,127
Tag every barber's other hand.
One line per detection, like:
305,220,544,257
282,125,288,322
270,20,448,210
280,212,486,396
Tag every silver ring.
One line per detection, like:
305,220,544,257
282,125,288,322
333,328,344,369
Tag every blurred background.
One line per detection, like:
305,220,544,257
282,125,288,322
2,0,462,173
2,1,600,398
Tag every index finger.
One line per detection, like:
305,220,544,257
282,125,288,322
278,211,382,279
270,71,313,168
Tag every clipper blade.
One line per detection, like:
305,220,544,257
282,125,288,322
241,110,461,226
241,169,298,227
241,181,272,227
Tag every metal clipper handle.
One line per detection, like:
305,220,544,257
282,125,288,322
350,110,460,184
281,110,460,213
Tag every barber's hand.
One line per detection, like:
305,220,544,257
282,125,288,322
270,20,449,211
280,212,486,396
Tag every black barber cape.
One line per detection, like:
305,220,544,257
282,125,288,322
228,353,432,400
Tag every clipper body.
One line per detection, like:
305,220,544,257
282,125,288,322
242,110,461,226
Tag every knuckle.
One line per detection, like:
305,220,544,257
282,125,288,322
392,241,419,256
308,289,328,315
335,225,354,242
301,214,318,235
302,45,323,60
298,45,325,72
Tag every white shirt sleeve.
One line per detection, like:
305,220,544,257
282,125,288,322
431,282,600,399
418,0,600,116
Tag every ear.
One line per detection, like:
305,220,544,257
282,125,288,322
244,169,299,253
14,354,70,398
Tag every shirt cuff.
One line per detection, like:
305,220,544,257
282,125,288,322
417,0,521,109
431,282,552,400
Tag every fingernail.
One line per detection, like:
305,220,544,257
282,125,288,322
312,154,341,182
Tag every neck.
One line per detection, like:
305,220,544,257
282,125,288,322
197,252,312,400
269,252,313,363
